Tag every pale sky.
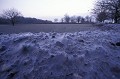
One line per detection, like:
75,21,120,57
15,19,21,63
0,0,95,21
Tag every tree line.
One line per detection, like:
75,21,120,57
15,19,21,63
1,0,120,26
0,8,94,26
0,8,52,26
57,0,120,24
54,14,93,24
93,0,120,23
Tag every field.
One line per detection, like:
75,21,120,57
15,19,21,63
0,24,120,79
0,24,98,34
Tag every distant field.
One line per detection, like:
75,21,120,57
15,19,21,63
0,24,98,34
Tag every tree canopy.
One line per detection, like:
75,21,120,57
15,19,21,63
93,0,120,23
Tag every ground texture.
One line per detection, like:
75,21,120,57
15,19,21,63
0,24,120,79
0,24,97,34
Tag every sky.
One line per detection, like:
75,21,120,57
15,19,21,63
0,0,95,21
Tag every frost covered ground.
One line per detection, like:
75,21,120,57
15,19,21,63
0,24,120,79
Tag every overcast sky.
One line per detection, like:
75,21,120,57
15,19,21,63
0,0,95,21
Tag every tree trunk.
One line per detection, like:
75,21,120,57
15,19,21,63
114,7,119,23
114,16,118,23
11,19,15,26
12,22,15,26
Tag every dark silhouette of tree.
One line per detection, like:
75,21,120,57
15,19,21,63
1,8,21,26
93,0,120,23
61,18,64,23
76,16,82,23
81,18,85,23
64,14,70,23
96,11,108,22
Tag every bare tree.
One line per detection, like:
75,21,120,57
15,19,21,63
81,18,85,23
64,14,70,23
2,8,21,26
76,16,82,23
93,0,120,23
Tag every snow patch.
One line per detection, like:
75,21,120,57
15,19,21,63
0,25,120,79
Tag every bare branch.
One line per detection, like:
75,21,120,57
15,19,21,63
1,8,22,26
